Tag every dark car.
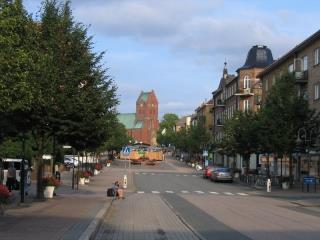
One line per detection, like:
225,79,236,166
210,167,233,182
202,166,217,179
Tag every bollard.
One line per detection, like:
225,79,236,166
267,178,271,192
123,174,127,189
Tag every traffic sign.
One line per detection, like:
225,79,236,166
203,150,208,157
303,176,316,185
123,146,131,156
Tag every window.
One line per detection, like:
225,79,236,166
243,100,250,112
244,75,251,89
272,75,276,85
315,84,320,100
265,79,269,91
315,48,320,65
303,56,308,71
288,63,294,73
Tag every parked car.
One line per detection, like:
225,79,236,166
210,167,233,182
203,166,217,179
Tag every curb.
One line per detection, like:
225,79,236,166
78,199,113,240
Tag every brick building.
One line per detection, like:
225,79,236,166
212,45,274,166
118,90,159,146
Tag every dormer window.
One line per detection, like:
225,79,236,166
244,75,251,89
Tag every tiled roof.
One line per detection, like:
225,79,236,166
138,92,150,102
118,113,143,129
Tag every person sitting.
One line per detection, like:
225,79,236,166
116,181,125,199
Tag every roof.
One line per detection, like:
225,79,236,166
258,29,320,77
117,113,144,129
238,45,273,71
137,92,151,102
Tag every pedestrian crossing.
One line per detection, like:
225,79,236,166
135,190,249,196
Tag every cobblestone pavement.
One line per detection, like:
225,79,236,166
95,193,199,240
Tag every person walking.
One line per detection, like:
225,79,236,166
6,163,16,192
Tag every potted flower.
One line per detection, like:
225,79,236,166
43,176,60,198
94,163,103,175
78,171,85,185
84,171,91,184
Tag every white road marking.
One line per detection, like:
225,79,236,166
209,191,219,194
137,191,144,194
135,172,140,175
237,193,249,196
152,191,160,194
183,175,188,176
192,175,197,177
165,191,174,194
142,173,147,175
223,192,234,195
181,190,189,194
195,191,204,194
151,173,155,175
176,174,180,176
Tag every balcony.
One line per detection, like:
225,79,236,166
294,70,308,84
213,99,225,109
235,88,254,97
216,119,223,126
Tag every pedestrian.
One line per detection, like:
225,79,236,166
54,164,61,181
0,158,4,184
116,181,125,199
6,163,16,192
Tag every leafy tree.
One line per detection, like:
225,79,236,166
222,111,260,174
259,73,311,181
157,113,179,146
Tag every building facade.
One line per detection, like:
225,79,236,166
118,90,159,145
192,99,214,132
258,30,320,178
212,46,274,167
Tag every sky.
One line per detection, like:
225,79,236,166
24,0,320,120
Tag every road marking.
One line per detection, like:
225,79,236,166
152,191,160,194
192,175,197,177
137,191,144,194
142,173,147,175
209,191,219,194
194,191,204,194
135,172,140,175
151,173,155,175
165,191,174,194
181,190,189,194
183,175,188,176
176,174,180,176
223,192,234,195
237,193,249,196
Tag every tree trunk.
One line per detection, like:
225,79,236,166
266,153,270,177
289,153,293,186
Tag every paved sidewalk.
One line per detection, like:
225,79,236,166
0,165,132,240
95,193,199,240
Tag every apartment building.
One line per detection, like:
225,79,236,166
192,99,214,132
212,45,274,166
258,30,320,178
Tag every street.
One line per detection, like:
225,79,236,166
95,156,320,240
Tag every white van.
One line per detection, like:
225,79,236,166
1,158,31,188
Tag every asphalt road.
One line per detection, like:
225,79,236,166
97,156,320,240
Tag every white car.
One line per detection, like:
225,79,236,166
64,155,79,167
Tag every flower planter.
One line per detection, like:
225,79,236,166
94,169,100,175
106,162,111,167
44,186,55,198
79,177,85,185
282,182,289,190
84,178,90,184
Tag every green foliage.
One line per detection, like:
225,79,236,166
157,113,179,146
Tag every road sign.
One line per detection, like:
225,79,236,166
123,174,127,189
203,150,208,157
123,146,131,156
303,176,316,185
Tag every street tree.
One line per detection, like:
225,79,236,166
157,113,179,147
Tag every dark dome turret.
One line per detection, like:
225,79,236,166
239,45,273,70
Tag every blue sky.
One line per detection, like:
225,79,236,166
24,0,320,119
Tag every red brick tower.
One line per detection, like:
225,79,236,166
135,90,159,145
